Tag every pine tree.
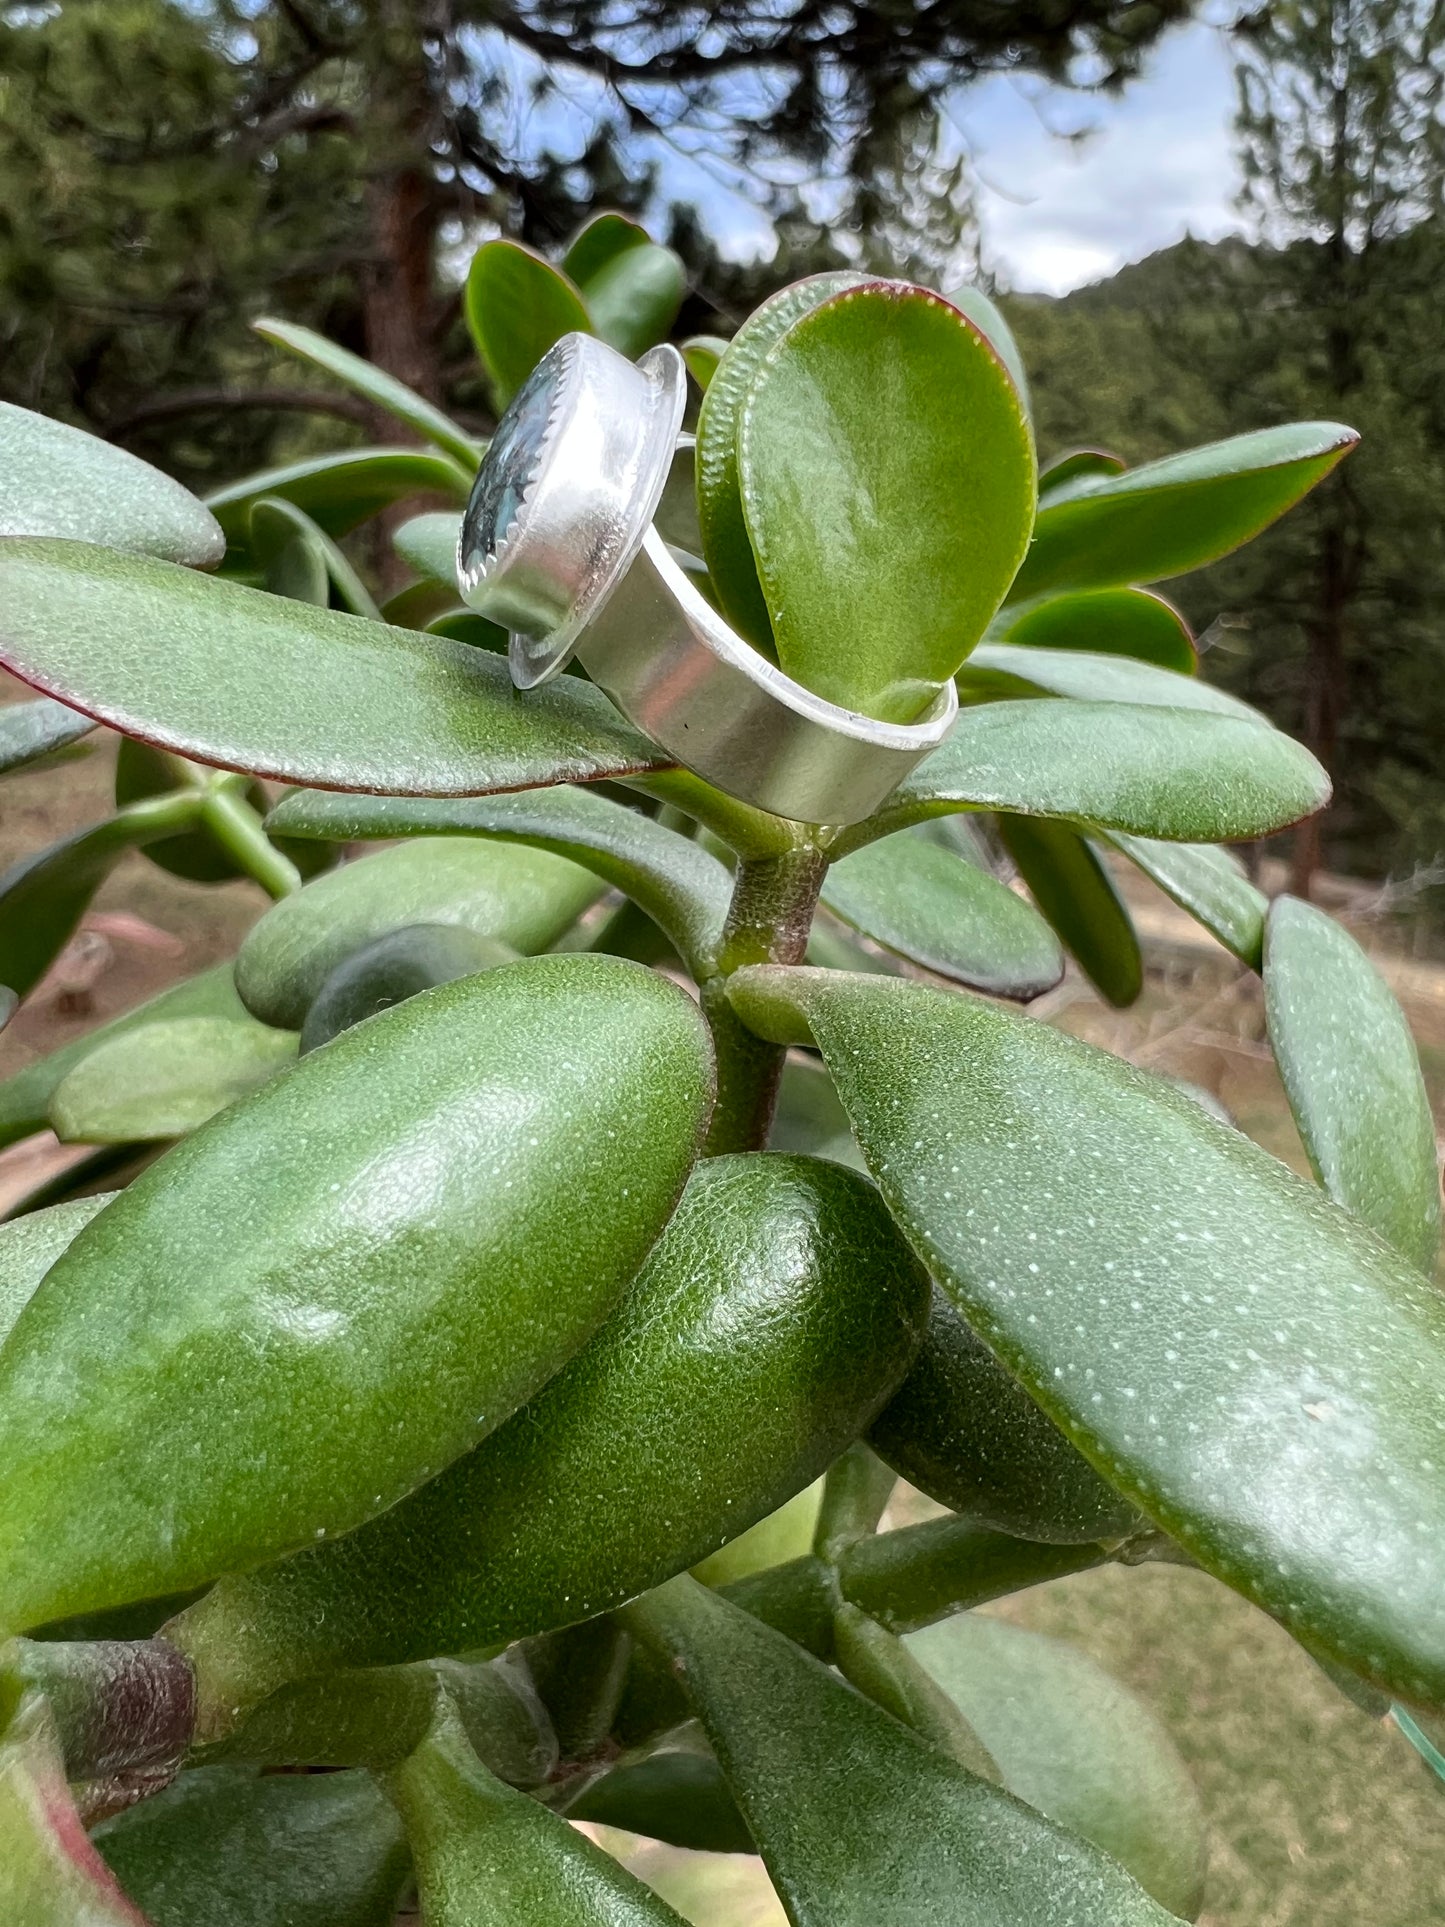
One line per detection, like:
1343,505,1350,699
1234,0,1445,895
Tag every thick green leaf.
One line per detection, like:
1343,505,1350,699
299,925,515,1054
381,577,459,630
943,282,1030,415
965,642,1262,719
821,828,1062,998
388,1700,688,1926
171,1153,925,1726
729,965,1445,1709
767,1055,866,1169
212,1651,557,1784
0,955,713,1634
0,1196,111,1348
0,398,223,569
427,607,510,652
692,1481,825,1587
0,540,669,798
562,211,652,287
0,809,190,998
394,510,461,587
256,317,481,469
1265,895,1441,1273
1038,448,1126,498
268,786,731,976
681,336,727,391
250,497,381,620
50,1016,298,1144
989,588,1195,673
251,494,328,605
466,240,593,410
95,1766,409,1927
208,447,471,551
0,698,94,774
871,1286,1142,1543
0,1697,150,1925
1106,832,1267,968
572,1736,755,1854
907,1614,1208,1918
235,837,603,1028
830,1602,998,1777
834,1516,1111,1642
0,964,247,1151
652,440,701,554
740,281,1034,722
838,698,1330,852
1011,421,1357,602
696,272,865,650
579,240,687,360
624,1575,1176,1927
997,814,1143,1007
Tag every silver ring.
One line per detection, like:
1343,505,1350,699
458,332,956,825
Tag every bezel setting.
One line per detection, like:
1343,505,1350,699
457,330,957,824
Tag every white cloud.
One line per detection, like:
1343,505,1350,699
959,20,1245,294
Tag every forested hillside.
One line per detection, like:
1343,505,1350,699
1005,223,1445,900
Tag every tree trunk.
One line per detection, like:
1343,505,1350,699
361,163,442,402
1290,508,1348,899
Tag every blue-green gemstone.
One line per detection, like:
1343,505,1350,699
462,352,562,573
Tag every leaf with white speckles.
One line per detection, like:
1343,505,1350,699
265,785,732,978
821,827,1062,999
1105,833,1267,968
621,1573,1178,1927
1265,895,1441,1274
0,955,714,1634
905,1613,1208,1918
728,965,1445,1712
0,540,667,798
0,401,223,568
835,699,1330,853
168,1153,925,1730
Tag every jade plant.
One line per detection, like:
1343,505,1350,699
0,216,1440,1925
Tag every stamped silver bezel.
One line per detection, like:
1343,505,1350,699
457,333,687,689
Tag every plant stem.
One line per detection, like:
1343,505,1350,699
702,843,827,1155
838,1516,1109,1635
3,1638,196,1782
623,768,807,862
813,1444,896,1566
200,784,303,899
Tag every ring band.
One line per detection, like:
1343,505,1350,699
458,332,956,825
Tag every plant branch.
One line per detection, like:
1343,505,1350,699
701,843,827,1156
200,787,303,900
103,388,376,442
